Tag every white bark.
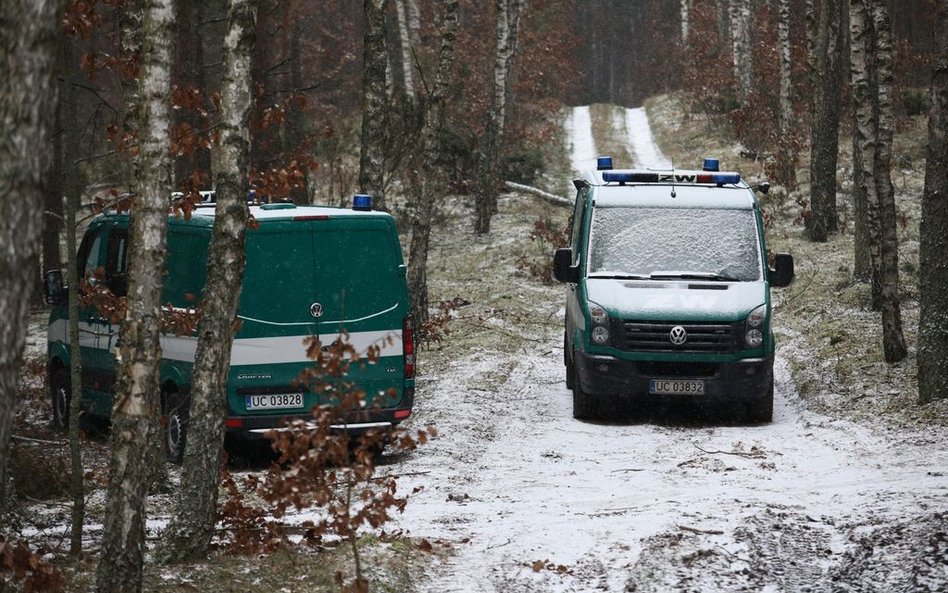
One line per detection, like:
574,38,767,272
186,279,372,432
778,0,792,135
395,0,415,99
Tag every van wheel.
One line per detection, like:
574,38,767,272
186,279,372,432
162,391,189,464
50,368,70,432
572,366,598,420
745,381,774,424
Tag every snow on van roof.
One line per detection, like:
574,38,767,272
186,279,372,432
187,203,392,221
593,182,757,210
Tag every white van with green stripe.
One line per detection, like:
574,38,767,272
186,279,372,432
45,196,415,461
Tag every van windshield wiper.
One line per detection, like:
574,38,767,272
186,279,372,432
587,272,649,280
648,271,740,282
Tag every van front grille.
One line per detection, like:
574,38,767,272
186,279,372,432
614,320,742,353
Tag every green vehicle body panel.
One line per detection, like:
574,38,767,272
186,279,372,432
47,203,413,436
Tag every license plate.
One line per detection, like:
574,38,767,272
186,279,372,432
245,393,305,410
649,379,705,395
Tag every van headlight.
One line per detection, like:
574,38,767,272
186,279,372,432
745,305,766,348
590,304,610,345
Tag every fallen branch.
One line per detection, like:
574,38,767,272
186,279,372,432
12,434,67,446
504,181,573,208
679,524,725,536
692,443,767,459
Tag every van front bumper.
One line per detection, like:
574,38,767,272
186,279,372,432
574,352,773,404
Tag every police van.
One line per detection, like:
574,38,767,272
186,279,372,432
45,195,415,461
553,158,794,422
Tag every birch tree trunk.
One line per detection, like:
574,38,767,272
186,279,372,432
395,0,415,99
870,0,906,363
918,0,948,404
774,0,798,189
95,0,175,590
359,0,388,211
158,0,256,563
474,0,525,235
408,0,459,325
730,0,753,108
806,0,843,241
0,0,64,515
849,0,906,363
680,0,692,45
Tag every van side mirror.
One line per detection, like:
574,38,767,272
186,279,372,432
770,253,794,288
553,248,579,283
44,269,66,305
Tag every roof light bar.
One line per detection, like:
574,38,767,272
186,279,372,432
601,169,741,186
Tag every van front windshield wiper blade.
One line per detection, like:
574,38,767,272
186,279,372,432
587,272,650,280
648,271,740,282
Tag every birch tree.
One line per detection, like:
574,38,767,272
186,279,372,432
359,0,388,210
774,0,797,189
680,0,692,45
0,0,64,515
394,0,415,100
408,0,459,325
918,1,948,403
729,0,753,109
94,0,176,590
849,0,906,363
805,0,843,241
158,0,256,563
474,0,525,235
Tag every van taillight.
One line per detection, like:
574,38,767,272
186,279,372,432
403,315,415,379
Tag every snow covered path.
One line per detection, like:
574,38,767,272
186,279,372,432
387,106,948,592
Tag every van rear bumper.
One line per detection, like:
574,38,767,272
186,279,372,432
574,352,773,404
227,388,415,439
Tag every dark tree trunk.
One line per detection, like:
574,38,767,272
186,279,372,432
359,0,388,210
95,0,176,591
850,0,906,363
407,0,459,325
918,0,948,403
158,0,256,562
474,0,524,235
806,0,843,241
0,0,64,514
172,0,211,189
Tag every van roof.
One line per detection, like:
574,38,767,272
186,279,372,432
591,183,756,209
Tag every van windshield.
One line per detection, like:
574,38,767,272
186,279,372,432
587,207,763,281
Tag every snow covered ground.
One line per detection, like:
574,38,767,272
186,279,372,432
385,106,948,592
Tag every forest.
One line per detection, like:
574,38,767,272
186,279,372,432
0,0,946,591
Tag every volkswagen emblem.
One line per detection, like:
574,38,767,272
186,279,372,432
669,325,688,345
310,302,324,318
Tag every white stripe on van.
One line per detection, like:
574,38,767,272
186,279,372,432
49,319,403,366
163,330,403,365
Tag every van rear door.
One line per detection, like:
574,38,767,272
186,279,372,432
311,217,407,409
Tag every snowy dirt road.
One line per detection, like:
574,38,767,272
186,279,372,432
385,106,948,592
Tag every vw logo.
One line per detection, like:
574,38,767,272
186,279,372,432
310,302,324,318
669,325,688,345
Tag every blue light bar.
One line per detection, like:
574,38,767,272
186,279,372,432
352,194,373,211
600,169,742,186
702,158,720,172
597,156,614,170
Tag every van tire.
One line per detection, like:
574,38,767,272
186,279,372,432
572,366,598,420
565,342,575,390
50,367,70,432
162,391,189,464
745,381,774,424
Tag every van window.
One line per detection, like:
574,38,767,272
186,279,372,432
588,207,762,281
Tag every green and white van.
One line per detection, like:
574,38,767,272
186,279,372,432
553,158,793,422
45,196,415,461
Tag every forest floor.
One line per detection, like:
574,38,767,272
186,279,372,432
8,95,948,592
